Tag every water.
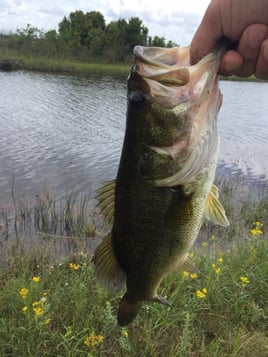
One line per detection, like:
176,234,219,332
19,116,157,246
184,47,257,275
0,70,268,210
218,80,268,180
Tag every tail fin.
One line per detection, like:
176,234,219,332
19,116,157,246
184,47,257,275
117,294,142,326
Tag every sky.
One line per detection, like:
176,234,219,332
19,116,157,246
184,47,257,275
0,0,211,45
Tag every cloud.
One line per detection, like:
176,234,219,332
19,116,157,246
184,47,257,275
39,5,65,16
0,0,207,43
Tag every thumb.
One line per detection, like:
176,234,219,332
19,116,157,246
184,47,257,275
190,2,223,64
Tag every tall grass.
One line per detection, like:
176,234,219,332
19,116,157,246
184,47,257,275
0,49,130,75
0,178,268,356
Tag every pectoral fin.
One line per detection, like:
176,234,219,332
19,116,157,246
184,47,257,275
95,180,115,225
92,233,125,292
205,185,229,227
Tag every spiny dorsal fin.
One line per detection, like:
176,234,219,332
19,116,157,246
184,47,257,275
179,254,200,274
92,233,125,292
95,180,115,225
205,185,229,227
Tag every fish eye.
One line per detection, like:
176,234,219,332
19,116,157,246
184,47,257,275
129,91,146,110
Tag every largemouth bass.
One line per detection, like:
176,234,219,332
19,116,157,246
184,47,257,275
92,43,229,326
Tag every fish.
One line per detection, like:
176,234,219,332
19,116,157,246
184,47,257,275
92,42,229,326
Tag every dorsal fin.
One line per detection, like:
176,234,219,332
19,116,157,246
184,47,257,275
205,185,229,227
95,180,115,225
92,233,125,292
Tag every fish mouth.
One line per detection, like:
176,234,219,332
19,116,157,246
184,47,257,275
132,43,226,109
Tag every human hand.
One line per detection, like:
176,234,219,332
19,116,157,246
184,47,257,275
190,0,268,79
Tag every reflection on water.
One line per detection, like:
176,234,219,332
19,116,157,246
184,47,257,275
218,80,268,181
0,71,126,208
0,71,268,210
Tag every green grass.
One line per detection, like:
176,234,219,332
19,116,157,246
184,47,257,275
0,181,268,356
1,233,268,356
0,49,130,75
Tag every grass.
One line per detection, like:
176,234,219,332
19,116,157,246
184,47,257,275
0,179,268,356
0,49,130,75
219,75,264,82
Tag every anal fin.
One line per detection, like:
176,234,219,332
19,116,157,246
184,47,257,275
92,233,125,292
177,254,200,274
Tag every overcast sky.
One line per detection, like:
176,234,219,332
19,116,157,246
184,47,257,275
0,0,211,45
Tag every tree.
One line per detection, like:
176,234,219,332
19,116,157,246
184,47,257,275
105,19,128,61
58,10,106,48
151,36,166,47
85,11,105,31
86,28,106,57
126,17,148,50
16,24,44,39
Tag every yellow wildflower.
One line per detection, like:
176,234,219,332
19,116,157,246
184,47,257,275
250,221,263,236
183,271,189,277
253,221,263,228
240,276,250,286
19,288,29,299
22,306,28,313
122,329,128,338
196,288,207,299
212,263,221,274
32,301,40,307
45,318,51,325
32,276,40,283
69,262,80,270
84,333,104,348
33,306,44,316
250,228,263,236
215,267,221,274
218,257,224,263
190,273,198,279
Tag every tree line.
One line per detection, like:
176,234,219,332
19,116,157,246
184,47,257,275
0,10,176,63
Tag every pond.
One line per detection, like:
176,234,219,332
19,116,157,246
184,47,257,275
0,70,268,210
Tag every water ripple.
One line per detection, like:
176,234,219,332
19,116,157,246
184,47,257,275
0,71,267,208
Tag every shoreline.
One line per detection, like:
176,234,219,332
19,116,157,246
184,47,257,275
0,51,130,75
0,51,265,81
